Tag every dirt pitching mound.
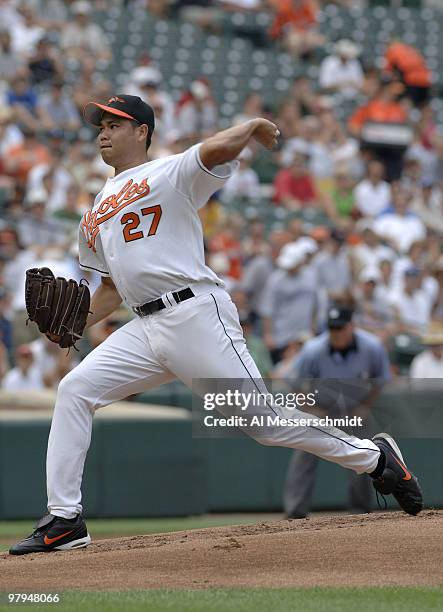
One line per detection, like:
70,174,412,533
1,511,442,591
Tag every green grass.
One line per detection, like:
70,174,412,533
0,514,277,544
0,588,442,612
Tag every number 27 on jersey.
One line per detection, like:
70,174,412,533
120,205,162,243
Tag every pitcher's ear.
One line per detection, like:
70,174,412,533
136,123,149,148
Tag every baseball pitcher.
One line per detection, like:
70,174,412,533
10,95,422,554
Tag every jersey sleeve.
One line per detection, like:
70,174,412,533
78,223,110,277
167,143,239,209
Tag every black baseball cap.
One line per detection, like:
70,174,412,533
327,305,354,329
84,94,155,135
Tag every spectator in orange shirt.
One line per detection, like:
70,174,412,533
268,0,325,58
3,127,51,184
384,41,431,108
273,152,319,209
348,79,409,181
348,80,408,137
209,215,243,280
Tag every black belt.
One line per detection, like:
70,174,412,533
133,287,195,317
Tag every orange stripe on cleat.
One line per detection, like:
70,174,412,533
44,530,73,545
393,456,412,480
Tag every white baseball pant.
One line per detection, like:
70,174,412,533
46,284,381,518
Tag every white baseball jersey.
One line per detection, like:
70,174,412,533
78,144,238,306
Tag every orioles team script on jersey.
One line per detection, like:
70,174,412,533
80,177,158,252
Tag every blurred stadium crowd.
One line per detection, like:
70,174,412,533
1,0,443,391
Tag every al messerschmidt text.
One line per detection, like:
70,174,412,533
203,415,364,428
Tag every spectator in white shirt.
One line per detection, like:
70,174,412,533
26,155,73,214
61,1,110,65
405,142,439,186
409,327,443,379
389,267,432,333
1,343,44,390
222,148,260,201
376,254,396,305
175,79,218,140
319,39,364,99
351,219,395,274
0,29,25,80
281,116,334,181
411,180,443,235
354,160,391,217
353,266,396,341
391,240,423,290
330,124,361,177
260,243,318,363
373,185,426,253
0,106,23,160
9,5,44,59
390,240,438,306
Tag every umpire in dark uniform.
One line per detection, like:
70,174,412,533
283,304,391,518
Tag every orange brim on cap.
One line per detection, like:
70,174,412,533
83,102,136,126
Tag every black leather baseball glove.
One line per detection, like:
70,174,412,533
25,267,91,349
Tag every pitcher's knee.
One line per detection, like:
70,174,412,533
57,370,96,411
57,370,78,397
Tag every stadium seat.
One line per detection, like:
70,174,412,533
388,334,423,375
251,151,280,184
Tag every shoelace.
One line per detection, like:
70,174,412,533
376,489,388,511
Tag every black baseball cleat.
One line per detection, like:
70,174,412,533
371,433,423,516
9,513,91,555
